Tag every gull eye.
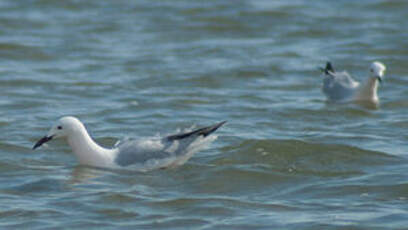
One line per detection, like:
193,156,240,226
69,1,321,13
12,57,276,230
57,126,62,130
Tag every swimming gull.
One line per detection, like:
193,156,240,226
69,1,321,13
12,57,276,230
319,61,386,103
33,116,226,171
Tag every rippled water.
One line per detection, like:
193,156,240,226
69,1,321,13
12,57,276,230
1,0,408,229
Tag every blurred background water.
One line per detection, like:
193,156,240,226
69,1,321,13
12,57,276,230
0,0,408,229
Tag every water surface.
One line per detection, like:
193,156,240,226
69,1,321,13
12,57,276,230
1,0,408,229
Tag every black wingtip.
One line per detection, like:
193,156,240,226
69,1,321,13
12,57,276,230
202,121,227,137
320,62,334,74
166,121,226,141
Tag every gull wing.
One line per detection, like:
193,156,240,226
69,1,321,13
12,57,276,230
320,62,360,102
114,122,225,168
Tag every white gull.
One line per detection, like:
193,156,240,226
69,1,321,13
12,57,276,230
320,61,386,104
33,116,225,171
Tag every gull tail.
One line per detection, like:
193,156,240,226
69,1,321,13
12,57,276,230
319,62,335,74
167,121,226,141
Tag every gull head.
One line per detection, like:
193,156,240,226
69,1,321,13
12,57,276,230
370,61,386,83
33,116,84,149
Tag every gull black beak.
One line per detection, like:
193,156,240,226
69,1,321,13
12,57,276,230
33,135,53,150
377,76,382,84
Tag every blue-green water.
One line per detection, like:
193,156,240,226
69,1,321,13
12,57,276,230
1,0,408,229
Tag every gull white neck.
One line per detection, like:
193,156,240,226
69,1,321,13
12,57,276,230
354,77,379,103
67,126,114,167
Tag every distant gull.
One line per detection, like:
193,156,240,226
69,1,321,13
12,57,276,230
319,61,386,104
33,116,225,171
